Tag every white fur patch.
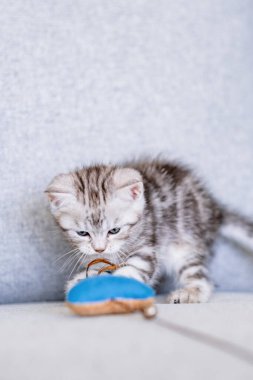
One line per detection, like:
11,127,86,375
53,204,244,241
162,243,197,274
127,256,151,272
113,266,144,282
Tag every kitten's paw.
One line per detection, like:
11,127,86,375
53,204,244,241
113,266,144,282
167,287,208,304
65,270,98,293
65,278,80,293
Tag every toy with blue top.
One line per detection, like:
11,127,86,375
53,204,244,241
66,259,156,318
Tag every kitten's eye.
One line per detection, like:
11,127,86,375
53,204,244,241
108,227,121,235
76,231,89,237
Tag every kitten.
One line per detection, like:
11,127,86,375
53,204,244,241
45,159,253,303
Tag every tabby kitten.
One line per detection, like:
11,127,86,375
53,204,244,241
45,159,253,303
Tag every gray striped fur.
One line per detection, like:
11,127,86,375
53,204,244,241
46,158,253,303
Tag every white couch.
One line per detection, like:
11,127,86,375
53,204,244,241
1,293,253,379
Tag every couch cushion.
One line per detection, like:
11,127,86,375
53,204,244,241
1,293,253,379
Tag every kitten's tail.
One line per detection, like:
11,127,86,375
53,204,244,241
219,208,253,251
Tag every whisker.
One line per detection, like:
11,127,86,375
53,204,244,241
68,253,84,279
118,249,127,262
111,252,117,266
57,251,80,272
55,250,79,269
117,253,125,264
54,248,79,263
77,252,87,272
62,252,81,274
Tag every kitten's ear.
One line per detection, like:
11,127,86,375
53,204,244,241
45,174,75,211
113,168,144,201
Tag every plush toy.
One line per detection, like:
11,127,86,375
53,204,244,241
66,259,156,318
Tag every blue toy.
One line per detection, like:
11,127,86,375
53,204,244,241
66,275,156,318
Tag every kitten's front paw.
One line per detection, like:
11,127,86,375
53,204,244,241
65,278,79,293
167,288,207,304
65,270,98,293
113,266,144,282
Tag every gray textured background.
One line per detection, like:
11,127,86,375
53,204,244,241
0,0,253,304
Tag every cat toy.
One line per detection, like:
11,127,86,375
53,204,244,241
66,258,157,318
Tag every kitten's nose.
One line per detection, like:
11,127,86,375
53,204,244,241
95,248,105,253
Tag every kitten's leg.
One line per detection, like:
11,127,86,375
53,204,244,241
66,251,156,292
113,252,156,284
167,244,212,304
65,269,98,293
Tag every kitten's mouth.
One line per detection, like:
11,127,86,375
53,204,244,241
78,249,125,265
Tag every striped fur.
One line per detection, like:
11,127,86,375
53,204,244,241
46,159,253,303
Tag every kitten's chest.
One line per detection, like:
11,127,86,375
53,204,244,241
156,239,192,276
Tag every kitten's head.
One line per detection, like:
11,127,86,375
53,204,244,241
45,166,145,259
